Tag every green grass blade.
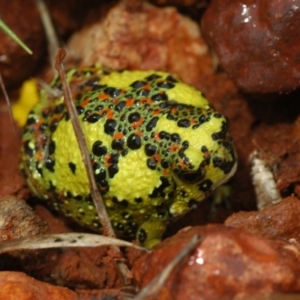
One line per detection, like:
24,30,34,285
0,18,33,55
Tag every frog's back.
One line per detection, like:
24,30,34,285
21,66,236,245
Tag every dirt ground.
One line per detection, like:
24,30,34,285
1,0,300,299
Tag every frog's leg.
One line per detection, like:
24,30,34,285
137,198,196,248
208,184,232,219
136,219,168,249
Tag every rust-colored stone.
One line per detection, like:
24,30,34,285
0,196,48,242
151,0,202,6
46,247,123,289
0,272,77,300
67,0,213,90
0,0,109,89
133,225,300,299
44,0,103,37
276,116,300,197
0,195,49,273
225,196,300,242
0,0,46,89
202,0,300,93
0,105,26,199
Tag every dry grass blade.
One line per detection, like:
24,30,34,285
0,19,32,55
36,78,62,98
0,233,147,254
35,0,60,72
135,235,201,300
0,71,17,134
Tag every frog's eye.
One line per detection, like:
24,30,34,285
177,170,205,184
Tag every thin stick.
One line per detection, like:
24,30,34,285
35,0,60,73
0,71,17,134
0,19,32,55
55,48,115,238
135,235,201,300
54,49,133,286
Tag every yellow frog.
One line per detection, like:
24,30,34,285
20,66,237,247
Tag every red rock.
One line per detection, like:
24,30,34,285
67,0,213,89
44,0,102,37
0,196,48,242
202,0,300,93
225,196,300,242
0,0,105,89
47,247,123,289
0,272,77,300
133,225,300,299
0,196,50,273
0,107,26,200
151,0,200,6
0,0,46,88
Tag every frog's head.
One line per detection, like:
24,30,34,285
156,105,237,217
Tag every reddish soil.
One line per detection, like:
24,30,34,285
1,0,300,299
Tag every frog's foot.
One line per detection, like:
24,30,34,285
136,220,168,249
208,184,232,219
